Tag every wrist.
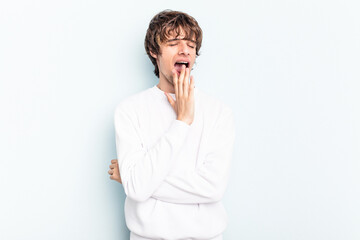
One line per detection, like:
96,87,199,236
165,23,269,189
176,118,192,126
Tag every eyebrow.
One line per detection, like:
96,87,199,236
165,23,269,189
166,38,196,43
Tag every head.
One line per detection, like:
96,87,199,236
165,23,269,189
144,10,203,80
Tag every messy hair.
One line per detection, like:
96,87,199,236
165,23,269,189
144,9,203,77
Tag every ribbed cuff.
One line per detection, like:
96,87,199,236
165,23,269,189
167,119,191,139
165,119,190,152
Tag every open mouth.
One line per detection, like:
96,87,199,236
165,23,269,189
174,61,189,74
175,61,189,68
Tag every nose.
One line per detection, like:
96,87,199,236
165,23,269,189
178,41,190,55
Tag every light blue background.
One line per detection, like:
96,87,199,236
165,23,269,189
1,0,359,239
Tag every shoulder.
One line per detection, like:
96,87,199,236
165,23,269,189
196,88,235,137
196,88,233,117
114,87,154,115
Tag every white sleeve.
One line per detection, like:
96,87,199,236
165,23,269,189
151,108,236,204
114,105,191,202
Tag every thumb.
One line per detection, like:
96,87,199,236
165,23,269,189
164,92,176,109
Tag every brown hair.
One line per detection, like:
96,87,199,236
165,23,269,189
144,9,203,77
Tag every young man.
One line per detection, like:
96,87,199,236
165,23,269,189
108,10,235,240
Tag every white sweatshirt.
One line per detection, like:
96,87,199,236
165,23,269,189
114,84,236,240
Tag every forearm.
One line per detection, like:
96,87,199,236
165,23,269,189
115,106,191,202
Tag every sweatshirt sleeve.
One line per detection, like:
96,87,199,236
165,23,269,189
151,108,236,204
114,105,191,202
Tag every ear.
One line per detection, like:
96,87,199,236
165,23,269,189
150,51,157,59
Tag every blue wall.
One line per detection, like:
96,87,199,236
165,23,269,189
0,0,359,239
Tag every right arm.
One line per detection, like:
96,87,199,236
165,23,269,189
114,106,190,202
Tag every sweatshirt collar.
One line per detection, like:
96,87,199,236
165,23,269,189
151,84,198,100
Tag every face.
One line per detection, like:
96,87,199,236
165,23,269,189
150,28,197,84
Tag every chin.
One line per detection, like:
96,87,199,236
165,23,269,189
170,78,175,85
167,76,174,85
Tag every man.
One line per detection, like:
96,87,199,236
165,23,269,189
108,10,235,240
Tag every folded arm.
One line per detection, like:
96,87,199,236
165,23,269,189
152,108,236,204
114,105,191,202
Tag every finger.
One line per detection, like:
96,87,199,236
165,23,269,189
108,170,113,175
172,69,179,97
183,67,189,97
109,164,114,169
189,75,195,98
178,64,185,96
111,159,117,164
164,92,176,109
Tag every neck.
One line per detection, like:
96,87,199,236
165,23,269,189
157,72,176,94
